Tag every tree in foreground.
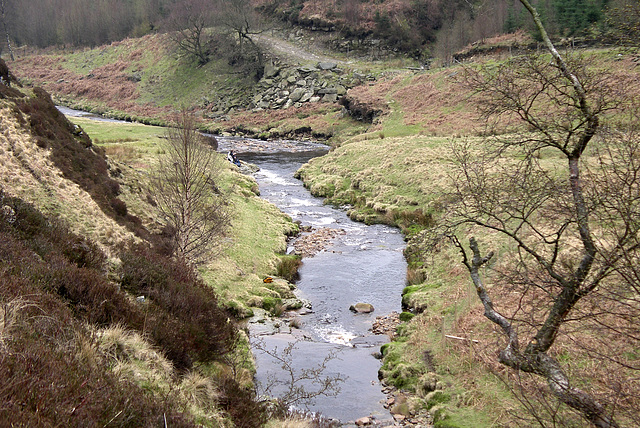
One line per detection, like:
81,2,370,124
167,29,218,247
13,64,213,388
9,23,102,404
151,110,229,263
439,0,640,426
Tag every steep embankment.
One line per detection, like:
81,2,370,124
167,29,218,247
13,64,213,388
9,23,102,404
0,81,138,254
0,62,306,427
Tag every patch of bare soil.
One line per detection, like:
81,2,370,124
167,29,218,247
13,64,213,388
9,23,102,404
256,33,343,66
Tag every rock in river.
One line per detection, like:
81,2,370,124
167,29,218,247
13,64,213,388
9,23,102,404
350,302,375,313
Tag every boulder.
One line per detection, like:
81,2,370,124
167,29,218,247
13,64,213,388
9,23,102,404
322,93,338,103
350,303,374,313
299,91,314,103
355,416,372,426
317,61,338,70
318,87,338,95
298,65,319,74
289,87,306,102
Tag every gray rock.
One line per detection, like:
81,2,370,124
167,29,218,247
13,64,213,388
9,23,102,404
317,61,338,70
309,96,321,103
299,91,314,103
289,87,306,102
298,65,319,74
263,62,280,78
318,87,338,95
322,93,338,103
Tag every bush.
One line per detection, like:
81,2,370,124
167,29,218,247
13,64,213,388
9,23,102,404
217,374,268,428
110,197,128,217
0,290,192,427
119,245,238,369
1,192,106,271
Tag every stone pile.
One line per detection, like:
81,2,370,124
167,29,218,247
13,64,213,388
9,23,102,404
291,227,346,258
252,61,363,111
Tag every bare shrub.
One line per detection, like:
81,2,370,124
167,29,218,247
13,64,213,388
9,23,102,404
254,339,346,414
150,110,230,264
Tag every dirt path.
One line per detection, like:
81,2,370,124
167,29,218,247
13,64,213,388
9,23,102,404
255,33,346,66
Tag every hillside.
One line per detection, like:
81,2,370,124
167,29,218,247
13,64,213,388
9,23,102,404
4,5,640,426
0,63,311,426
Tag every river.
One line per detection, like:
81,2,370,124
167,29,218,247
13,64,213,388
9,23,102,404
219,139,407,426
57,107,408,425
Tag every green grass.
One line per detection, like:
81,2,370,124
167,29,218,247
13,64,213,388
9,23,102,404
296,134,458,230
73,117,165,143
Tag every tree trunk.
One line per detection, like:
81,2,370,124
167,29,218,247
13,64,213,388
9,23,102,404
458,237,619,427
1,0,13,61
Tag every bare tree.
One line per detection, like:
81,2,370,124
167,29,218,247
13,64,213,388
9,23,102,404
150,110,230,263
217,0,261,52
439,0,640,426
167,0,215,65
215,0,265,72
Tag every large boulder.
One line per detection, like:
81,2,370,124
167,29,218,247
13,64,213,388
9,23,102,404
350,302,375,313
289,87,306,102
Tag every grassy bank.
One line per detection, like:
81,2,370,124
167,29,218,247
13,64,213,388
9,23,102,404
70,117,301,319
296,132,517,426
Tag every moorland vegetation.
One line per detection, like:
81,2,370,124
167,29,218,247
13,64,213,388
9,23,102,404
1,0,640,427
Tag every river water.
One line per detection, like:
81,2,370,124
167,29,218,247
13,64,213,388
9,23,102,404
218,138,407,425
57,106,408,425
